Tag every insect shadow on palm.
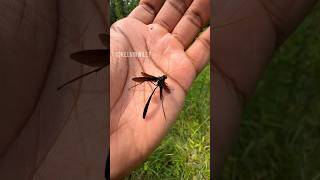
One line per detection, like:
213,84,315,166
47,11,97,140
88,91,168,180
130,72,171,120
57,33,109,90
56,32,110,180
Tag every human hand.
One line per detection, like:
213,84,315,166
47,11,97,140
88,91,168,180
110,0,210,178
213,0,318,177
0,1,107,179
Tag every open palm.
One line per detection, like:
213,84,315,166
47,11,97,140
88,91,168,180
0,1,107,179
110,0,210,178
213,0,319,178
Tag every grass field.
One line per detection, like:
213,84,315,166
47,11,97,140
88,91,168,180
222,3,320,180
127,66,210,179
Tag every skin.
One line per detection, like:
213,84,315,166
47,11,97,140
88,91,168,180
213,0,319,178
0,0,108,179
110,0,210,179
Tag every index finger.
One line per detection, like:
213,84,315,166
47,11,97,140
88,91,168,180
129,0,165,24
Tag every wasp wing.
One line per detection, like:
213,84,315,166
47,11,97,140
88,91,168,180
132,76,157,82
70,49,109,67
164,84,171,93
141,72,158,80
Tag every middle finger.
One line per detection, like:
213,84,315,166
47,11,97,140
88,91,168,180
153,0,194,32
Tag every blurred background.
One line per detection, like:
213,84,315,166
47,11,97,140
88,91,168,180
110,0,210,179
222,2,320,180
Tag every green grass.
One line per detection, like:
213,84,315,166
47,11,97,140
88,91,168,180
222,3,320,180
127,66,210,179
